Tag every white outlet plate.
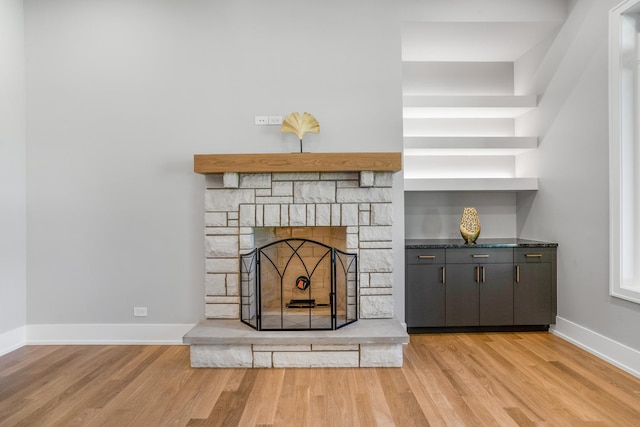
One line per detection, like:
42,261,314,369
254,115,269,125
268,115,283,125
133,307,148,317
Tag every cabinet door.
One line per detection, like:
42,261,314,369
479,263,514,326
406,264,446,327
445,264,479,326
514,262,552,325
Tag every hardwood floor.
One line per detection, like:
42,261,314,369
1,332,639,426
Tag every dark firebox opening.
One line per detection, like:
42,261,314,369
240,238,358,331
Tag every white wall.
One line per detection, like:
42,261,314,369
405,191,517,239
23,1,403,328
516,0,640,355
0,0,27,341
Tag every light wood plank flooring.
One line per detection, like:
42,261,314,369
1,332,639,426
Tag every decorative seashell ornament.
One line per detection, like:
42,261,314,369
280,112,320,153
460,207,481,244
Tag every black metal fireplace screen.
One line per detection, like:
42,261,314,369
240,238,358,330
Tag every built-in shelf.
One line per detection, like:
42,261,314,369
404,177,539,192
402,95,537,118
403,136,538,156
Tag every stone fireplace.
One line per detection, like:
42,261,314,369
183,153,409,368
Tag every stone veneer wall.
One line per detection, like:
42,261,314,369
203,170,395,320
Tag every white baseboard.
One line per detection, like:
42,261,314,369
0,326,26,356
551,316,640,378
26,323,196,345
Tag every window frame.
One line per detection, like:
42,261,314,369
610,0,640,304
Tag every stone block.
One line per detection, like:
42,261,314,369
371,204,393,226
239,233,254,251
360,295,394,318
228,211,239,220
205,212,227,227
190,344,252,368
256,188,271,196
205,303,239,319
239,204,256,227
337,181,359,188
205,235,238,258
360,344,403,367
346,233,359,251
374,172,393,187
289,204,307,226
360,273,370,288
359,226,392,242
205,274,226,295
226,274,239,295
336,187,392,203
253,352,272,368
315,204,331,226
205,258,238,274
240,173,271,189
306,204,315,225
341,204,359,226
223,172,239,188
360,171,375,187
331,204,341,226
272,351,359,368
359,249,393,273
263,205,281,226
294,181,336,203
272,181,293,196
205,189,255,212
256,205,264,227
359,211,370,225
280,205,289,226
370,273,394,288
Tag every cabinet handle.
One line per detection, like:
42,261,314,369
475,266,480,283
472,254,489,258
515,265,520,283
482,265,486,283
441,266,446,284
525,253,543,258
417,255,436,259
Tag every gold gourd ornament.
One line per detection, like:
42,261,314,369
460,207,481,244
280,112,320,153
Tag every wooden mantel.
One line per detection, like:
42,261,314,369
193,152,402,174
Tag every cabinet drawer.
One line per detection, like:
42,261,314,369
406,249,445,265
515,248,555,263
446,247,513,264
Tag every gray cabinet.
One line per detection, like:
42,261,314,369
405,242,557,331
446,248,513,326
514,248,556,325
405,249,446,327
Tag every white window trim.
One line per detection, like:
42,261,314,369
610,0,640,304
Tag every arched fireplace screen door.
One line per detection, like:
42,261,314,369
240,238,358,331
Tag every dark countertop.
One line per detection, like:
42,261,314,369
405,238,558,249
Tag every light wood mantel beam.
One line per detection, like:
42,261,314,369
193,152,402,174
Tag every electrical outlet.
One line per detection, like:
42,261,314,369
268,115,283,125
254,115,269,125
133,306,148,317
